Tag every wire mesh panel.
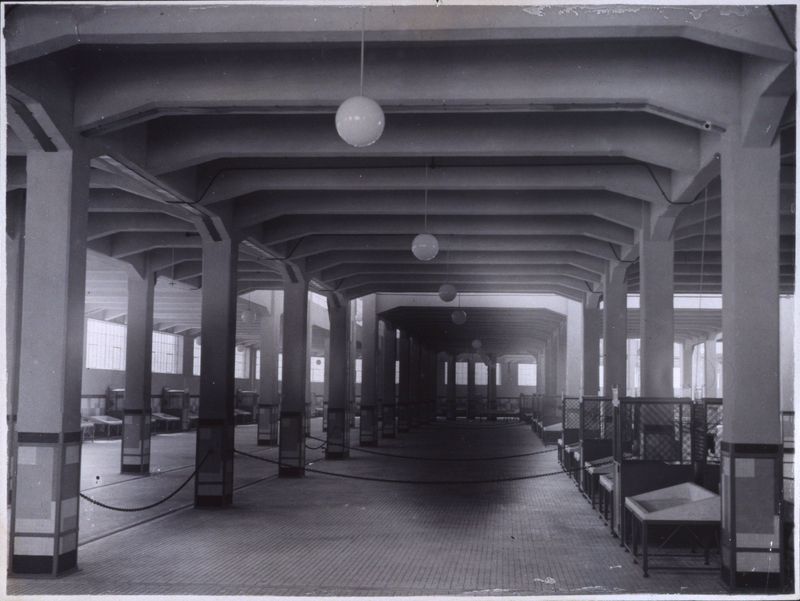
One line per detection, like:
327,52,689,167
580,397,613,441
615,398,693,463
691,398,723,465
562,397,581,430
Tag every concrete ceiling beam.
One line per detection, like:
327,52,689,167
146,113,700,175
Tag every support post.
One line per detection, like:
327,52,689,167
359,295,379,445
278,278,309,476
603,262,628,397
326,296,350,458
121,270,155,474
583,294,602,397
397,330,410,432
719,129,783,588
11,149,89,575
194,238,237,506
257,291,282,445
446,355,457,420
381,322,397,438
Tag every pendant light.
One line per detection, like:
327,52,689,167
438,248,456,301
451,293,467,325
438,283,457,302
336,7,385,147
239,296,255,324
412,162,439,261
471,339,482,350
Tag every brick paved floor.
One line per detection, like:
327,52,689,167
6,418,763,596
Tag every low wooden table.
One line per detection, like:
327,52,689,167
623,482,720,577
598,473,615,533
584,456,613,508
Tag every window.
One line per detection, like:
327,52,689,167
673,342,682,393
518,363,537,386
255,349,261,380
152,331,183,374
355,298,363,326
193,338,201,376
234,346,249,379
310,292,328,308
85,318,126,370
355,358,363,384
455,362,468,385
475,363,488,385
395,360,400,384
443,362,448,385
310,356,325,382
278,353,283,382
496,366,502,386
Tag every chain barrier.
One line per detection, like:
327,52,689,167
79,451,210,512
306,434,556,462
234,448,610,485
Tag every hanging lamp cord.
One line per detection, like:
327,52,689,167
359,6,365,96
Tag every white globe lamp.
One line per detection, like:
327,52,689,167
412,233,439,261
451,309,467,325
336,96,385,147
472,339,482,350
438,283,457,302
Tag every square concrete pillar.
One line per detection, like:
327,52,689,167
359,295,379,446
326,297,350,458
194,238,238,506
466,358,476,419
583,296,602,397
381,322,397,438
603,262,627,397
278,279,309,476
397,330,411,432
121,270,155,474
257,291,282,446
446,355,457,420
639,205,675,398
11,149,89,575
719,130,783,588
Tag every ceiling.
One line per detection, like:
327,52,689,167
5,4,795,354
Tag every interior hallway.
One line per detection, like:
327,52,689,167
9,420,727,597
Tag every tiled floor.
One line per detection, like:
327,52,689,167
6,418,754,596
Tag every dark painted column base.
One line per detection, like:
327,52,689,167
325,450,348,459
11,550,77,576
278,410,306,478
121,463,150,474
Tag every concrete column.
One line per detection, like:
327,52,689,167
381,322,397,438
704,337,718,398
603,262,627,397
121,270,155,474
446,355,457,420
359,294,378,446
359,295,379,445
397,330,410,432
181,334,194,379
536,354,544,394
194,238,237,506
719,129,781,586
779,296,794,412
408,337,420,427
257,291,282,445
557,320,567,395
326,297,349,458
466,358,476,418
565,300,583,396
11,149,89,575
583,297,602,396
278,279,309,476
681,340,694,398
639,207,675,397
487,357,497,421
6,197,25,507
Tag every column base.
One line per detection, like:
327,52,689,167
195,493,233,507
279,465,305,477
120,463,150,474
257,440,277,447
11,550,77,576
325,450,349,459
359,440,378,447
